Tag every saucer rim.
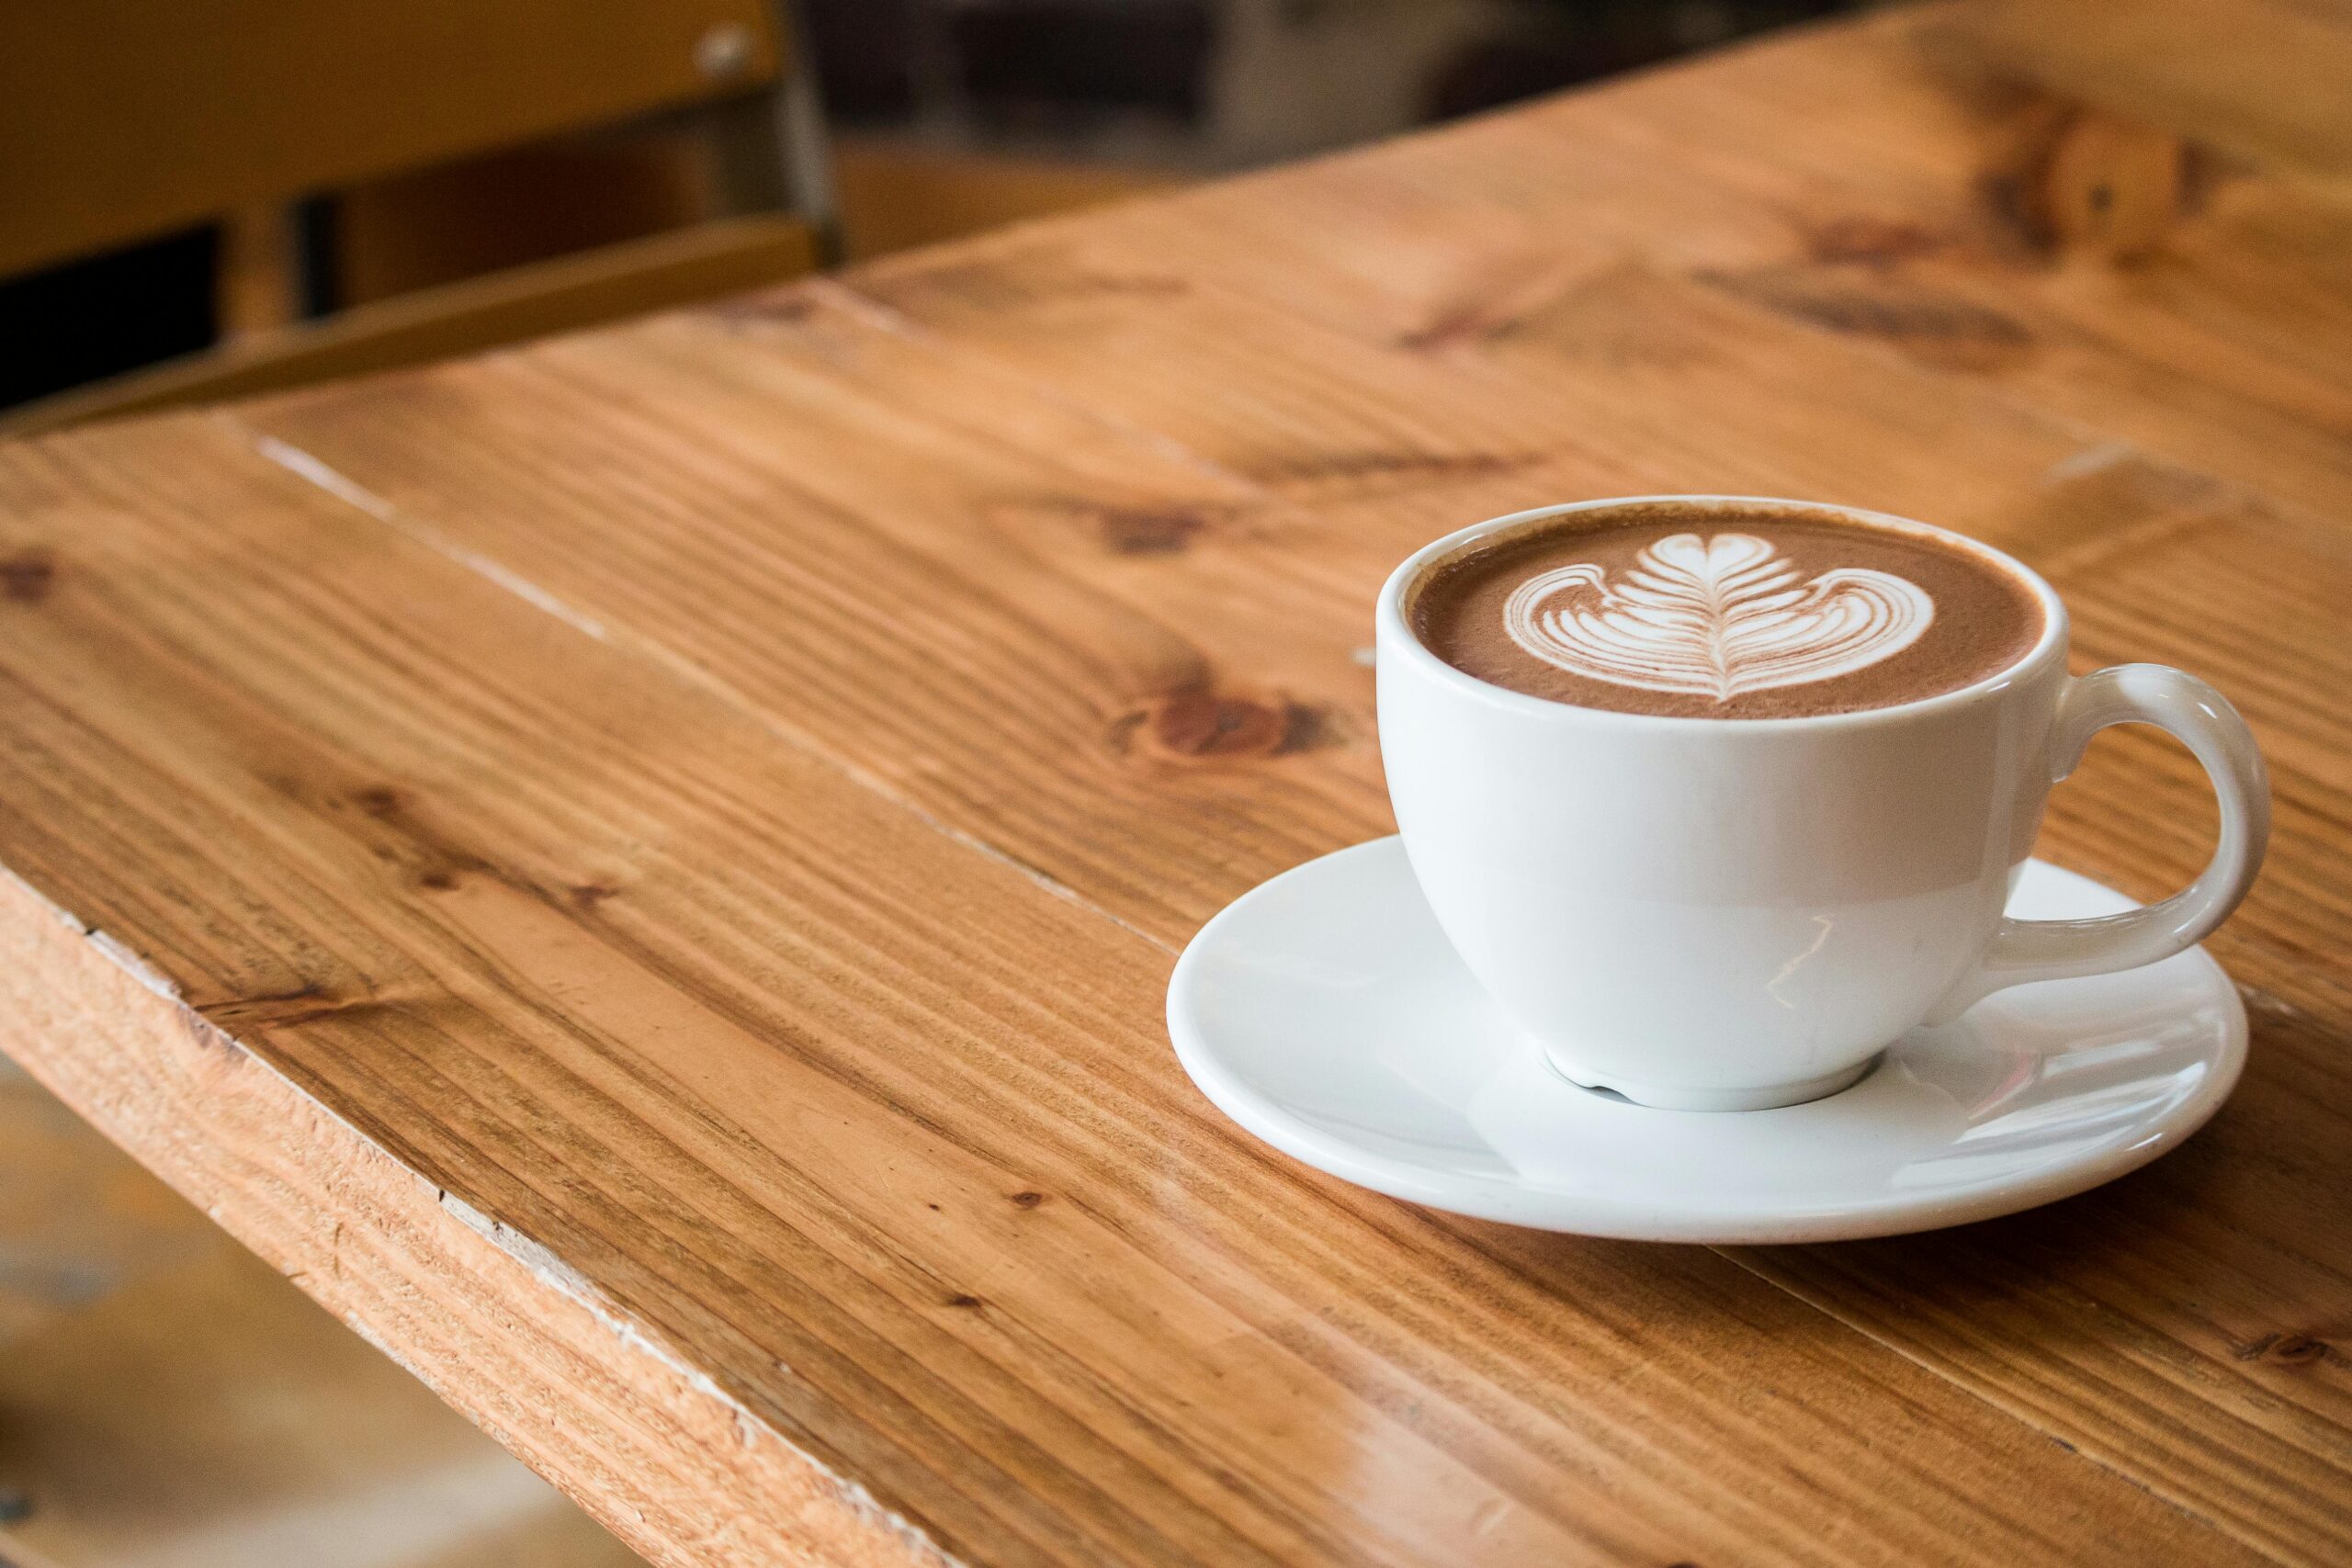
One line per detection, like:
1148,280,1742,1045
1167,837,2247,1245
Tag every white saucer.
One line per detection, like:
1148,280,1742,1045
1167,838,2245,1243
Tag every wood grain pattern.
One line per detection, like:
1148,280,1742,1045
0,862,932,1568
4,413,2261,1568
4,5,2349,1564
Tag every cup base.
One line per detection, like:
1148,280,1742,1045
1540,1047,1882,1111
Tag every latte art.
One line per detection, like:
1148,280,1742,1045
1415,505,2043,717
1501,533,1933,702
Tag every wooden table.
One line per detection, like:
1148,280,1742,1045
4,6,2347,1564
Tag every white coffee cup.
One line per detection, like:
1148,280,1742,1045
1376,496,2269,1111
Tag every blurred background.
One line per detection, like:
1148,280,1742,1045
0,0,1865,429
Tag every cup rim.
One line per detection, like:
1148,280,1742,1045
1377,495,2070,732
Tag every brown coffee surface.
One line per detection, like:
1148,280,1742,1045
1411,503,2045,717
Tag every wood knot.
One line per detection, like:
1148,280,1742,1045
417,868,462,893
1009,1190,1045,1210
1249,449,1534,502
568,882,618,911
1704,267,2034,373
2236,1332,2333,1368
1805,216,1941,265
202,983,379,1032
1,548,56,604
351,785,404,818
1113,687,1324,761
1095,504,1210,555
983,496,1228,556
1979,102,2190,265
2035,108,2184,264
945,1293,984,1309
1396,305,1517,353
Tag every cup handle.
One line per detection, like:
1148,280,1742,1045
1925,663,2269,1024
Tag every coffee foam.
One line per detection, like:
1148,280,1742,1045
1411,505,2045,718
1503,531,1936,701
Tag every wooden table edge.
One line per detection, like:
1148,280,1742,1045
0,863,966,1568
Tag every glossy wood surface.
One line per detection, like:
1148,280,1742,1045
2,6,2346,1563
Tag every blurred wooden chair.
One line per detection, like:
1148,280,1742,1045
0,0,835,434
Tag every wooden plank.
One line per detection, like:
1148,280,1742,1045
845,6,2352,526
0,415,2269,1566
828,155,2352,1555
239,297,1398,943
1600,8,2352,525
1,216,819,436
1726,992,2352,1567
238,156,2352,1568
0,873,919,1568
245,264,2352,972
0,0,781,276
0,1064,642,1568
1957,0,2352,177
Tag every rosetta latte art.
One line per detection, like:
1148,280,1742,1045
1502,533,1934,701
